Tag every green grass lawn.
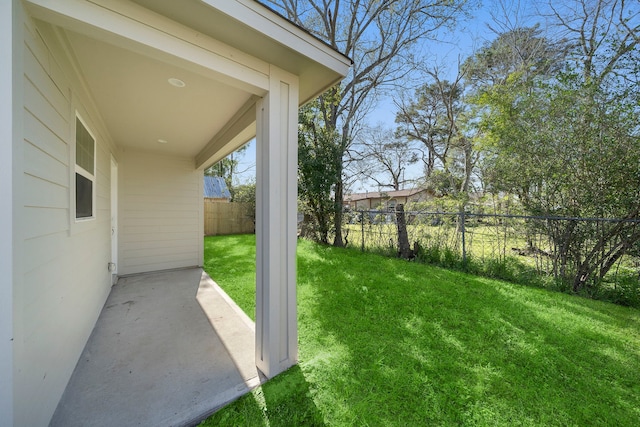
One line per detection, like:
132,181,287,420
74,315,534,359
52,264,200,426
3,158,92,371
202,234,640,426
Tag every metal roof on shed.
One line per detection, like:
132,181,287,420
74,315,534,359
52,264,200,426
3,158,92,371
204,176,231,199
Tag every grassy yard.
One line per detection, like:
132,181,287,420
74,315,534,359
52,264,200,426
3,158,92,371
202,234,640,426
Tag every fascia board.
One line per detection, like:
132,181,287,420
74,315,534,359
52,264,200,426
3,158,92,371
200,0,352,76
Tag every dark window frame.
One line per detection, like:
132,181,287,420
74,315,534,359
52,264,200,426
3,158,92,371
75,115,96,221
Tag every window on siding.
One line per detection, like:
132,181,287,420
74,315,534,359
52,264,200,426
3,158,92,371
75,116,95,219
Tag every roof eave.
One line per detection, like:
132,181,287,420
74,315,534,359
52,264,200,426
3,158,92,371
200,0,351,74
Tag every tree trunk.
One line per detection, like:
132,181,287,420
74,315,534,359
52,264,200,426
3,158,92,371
333,177,344,247
396,204,412,259
300,213,317,241
572,263,590,292
574,225,640,292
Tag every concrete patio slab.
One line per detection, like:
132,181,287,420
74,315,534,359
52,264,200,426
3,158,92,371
49,268,264,427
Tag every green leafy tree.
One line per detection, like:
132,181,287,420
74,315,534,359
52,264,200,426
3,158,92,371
298,102,341,244
481,73,640,291
233,181,256,223
462,24,569,90
478,0,640,292
205,144,249,199
395,69,479,206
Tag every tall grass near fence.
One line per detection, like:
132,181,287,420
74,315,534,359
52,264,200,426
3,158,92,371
339,209,640,307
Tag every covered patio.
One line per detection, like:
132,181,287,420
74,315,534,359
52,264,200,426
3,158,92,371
50,268,261,427
26,0,348,378
3,1,349,425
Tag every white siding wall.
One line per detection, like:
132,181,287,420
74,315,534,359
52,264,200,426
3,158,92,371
119,150,203,276
1,1,18,425
14,13,114,427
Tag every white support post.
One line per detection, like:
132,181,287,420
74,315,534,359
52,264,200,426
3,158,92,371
255,65,299,378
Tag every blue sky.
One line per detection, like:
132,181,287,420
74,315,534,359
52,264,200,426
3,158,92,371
233,1,511,188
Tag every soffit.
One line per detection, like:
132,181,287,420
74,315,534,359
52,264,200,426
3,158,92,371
27,0,349,162
65,30,253,157
130,0,350,103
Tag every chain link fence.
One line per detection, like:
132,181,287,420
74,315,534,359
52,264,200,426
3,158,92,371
336,207,640,307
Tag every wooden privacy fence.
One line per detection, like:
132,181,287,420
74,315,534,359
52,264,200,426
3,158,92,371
204,200,254,235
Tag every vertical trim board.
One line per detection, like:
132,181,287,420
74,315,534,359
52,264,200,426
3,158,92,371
278,80,289,363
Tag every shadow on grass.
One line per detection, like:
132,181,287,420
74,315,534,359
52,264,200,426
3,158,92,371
200,365,324,427
202,235,639,425
297,241,640,426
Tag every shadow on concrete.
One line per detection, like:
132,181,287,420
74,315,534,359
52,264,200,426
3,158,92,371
50,268,261,427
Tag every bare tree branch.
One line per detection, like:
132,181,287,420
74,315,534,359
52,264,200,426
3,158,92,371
263,0,471,246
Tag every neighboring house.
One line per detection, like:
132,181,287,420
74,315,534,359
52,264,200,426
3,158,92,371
345,188,432,210
0,1,350,426
204,175,231,202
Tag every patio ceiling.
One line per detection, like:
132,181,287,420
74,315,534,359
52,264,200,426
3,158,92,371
26,0,351,167
67,32,251,157
65,30,253,158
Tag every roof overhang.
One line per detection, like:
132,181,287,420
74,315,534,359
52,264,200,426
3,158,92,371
131,0,352,104
24,0,351,167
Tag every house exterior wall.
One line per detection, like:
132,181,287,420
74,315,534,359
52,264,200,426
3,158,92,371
12,10,115,427
353,197,384,210
119,150,203,276
349,190,432,211
1,1,18,424
13,11,205,424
